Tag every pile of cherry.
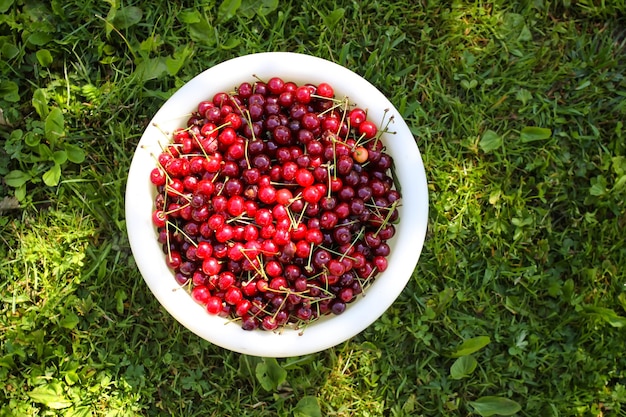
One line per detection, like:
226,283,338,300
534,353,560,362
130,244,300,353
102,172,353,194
150,77,401,331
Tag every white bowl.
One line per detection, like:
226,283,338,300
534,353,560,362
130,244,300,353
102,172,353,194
125,52,428,357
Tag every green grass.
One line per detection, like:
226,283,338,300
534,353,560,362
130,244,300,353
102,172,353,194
1,0,626,416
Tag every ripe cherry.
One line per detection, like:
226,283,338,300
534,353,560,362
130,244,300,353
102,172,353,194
206,296,223,315
150,168,166,186
295,169,315,187
358,120,378,139
316,82,334,98
191,285,211,305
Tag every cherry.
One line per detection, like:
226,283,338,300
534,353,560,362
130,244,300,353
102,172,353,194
165,250,182,269
196,241,213,259
262,316,278,331
191,285,211,305
267,77,285,95
206,296,223,315
202,257,221,275
258,185,277,204
348,108,367,127
295,168,315,187
150,168,166,186
316,82,334,98
302,185,323,204
235,299,252,316
331,301,346,315
152,210,167,228
358,120,378,139
215,224,234,242
224,286,243,305
295,85,313,103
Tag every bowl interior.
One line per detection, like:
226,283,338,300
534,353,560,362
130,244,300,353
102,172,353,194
125,52,428,357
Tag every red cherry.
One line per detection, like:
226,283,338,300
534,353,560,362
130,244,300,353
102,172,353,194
166,251,182,269
275,188,293,206
235,299,252,316
258,185,277,204
295,168,314,187
316,82,334,98
358,120,378,139
348,108,367,127
267,77,285,95
195,241,213,259
152,210,167,228
203,154,222,172
206,296,223,315
215,224,234,242
226,196,245,216
224,286,243,305
295,85,313,103
202,257,221,276
150,168,166,186
255,209,273,227
218,127,237,146
302,185,322,204
224,113,242,130
191,286,211,305
218,271,236,290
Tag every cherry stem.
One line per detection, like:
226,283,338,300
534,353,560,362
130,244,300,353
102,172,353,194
373,200,399,238
166,221,198,248
318,245,357,261
339,227,365,262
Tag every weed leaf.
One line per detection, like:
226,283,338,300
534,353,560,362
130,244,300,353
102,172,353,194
469,396,521,416
238,355,263,379
218,0,242,23
240,0,278,18
44,107,65,144
583,306,626,328
450,354,477,379
293,395,322,417
255,357,287,391
42,163,61,186
0,0,14,13
4,170,31,187
589,175,607,196
26,32,52,46
166,45,193,76
479,130,502,153
450,336,490,357
1,42,19,60
111,6,142,29
65,406,92,417
618,293,626,313
134,57,168,82
38,143,53,160
32,88,49,118
189,18,216,46
324,8,346,28
28,382,72,409
36,49,53,67
25,131,40,147
0,80,19,102
520,126,551,142
65,144,86,164
52,150,68,165
59,312,80,329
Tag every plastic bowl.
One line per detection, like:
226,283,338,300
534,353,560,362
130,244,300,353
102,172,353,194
125,52,428,357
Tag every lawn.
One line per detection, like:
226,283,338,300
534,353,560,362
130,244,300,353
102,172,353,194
1,0,626,416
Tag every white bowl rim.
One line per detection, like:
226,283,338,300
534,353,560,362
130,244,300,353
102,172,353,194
125,52,428,357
